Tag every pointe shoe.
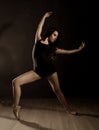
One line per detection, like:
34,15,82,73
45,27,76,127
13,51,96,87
69,111,78,115
13,106,21,120
66,109,78,115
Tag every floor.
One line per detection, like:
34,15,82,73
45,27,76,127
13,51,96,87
0,98,99,130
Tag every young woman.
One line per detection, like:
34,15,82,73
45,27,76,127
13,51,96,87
12,11,85,120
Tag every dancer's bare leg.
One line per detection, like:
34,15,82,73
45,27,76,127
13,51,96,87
47,72,77,115
12,70,41,119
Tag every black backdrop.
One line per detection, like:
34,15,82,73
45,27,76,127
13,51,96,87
0,0,98,98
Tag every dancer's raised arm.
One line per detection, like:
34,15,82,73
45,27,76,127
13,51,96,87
35,11,53,43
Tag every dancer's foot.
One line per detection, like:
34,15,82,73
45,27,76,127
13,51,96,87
13,106,21,120
66,109,78,115
69,111,78,115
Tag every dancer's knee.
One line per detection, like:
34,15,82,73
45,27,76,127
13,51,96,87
12,78,21,87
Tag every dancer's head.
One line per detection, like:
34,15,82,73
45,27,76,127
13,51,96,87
43,27,59,43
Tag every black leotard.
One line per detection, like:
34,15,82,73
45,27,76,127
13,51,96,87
32,40,57,77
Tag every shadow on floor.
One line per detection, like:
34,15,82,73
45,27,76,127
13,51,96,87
0,115,54,130
76,113,99,118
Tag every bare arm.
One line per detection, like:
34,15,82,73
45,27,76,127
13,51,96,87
55,42,86,54
35,12,53,43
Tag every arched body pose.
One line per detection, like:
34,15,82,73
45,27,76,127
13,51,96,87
12,12,85,120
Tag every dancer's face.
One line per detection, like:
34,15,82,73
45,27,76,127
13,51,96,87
48,31,58,43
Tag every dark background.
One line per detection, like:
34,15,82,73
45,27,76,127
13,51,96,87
0,0,98,99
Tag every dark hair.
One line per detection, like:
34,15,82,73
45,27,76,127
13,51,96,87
42,26,59,49
42,26,59,40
